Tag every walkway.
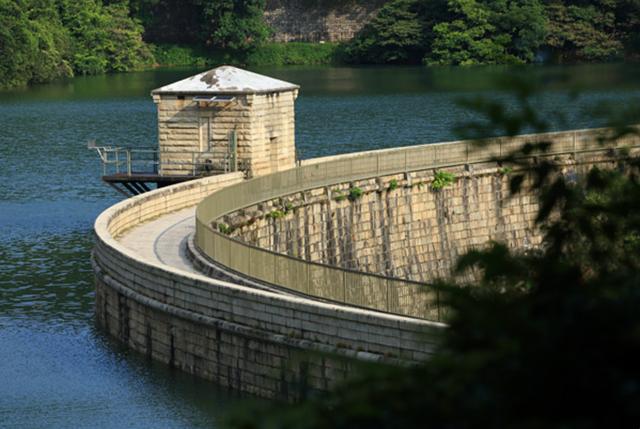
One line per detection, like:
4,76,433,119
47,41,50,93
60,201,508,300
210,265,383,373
119,206,197,273
117,205,306,297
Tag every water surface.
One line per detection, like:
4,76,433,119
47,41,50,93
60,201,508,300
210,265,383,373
1,64,640,428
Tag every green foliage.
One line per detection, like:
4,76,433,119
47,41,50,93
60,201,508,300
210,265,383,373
225,77,640,429
431,171,456,190
544,0,623,62
218,223,232,234
245,42,340,66
151,44,213,67
426,0,547,65
59,0,153,75
265,209,285,219
344,0,640,65
388,179,399,191
201,0,270,53
0,0,153,89
0,0,73,89
345,0,443,64
333,189,347,202
498,166,514,175
348,187,364,201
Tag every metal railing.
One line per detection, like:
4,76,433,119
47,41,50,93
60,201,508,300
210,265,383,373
195,127,640,321
89,142,241,177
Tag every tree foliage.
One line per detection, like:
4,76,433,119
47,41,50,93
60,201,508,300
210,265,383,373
427,0,547,65
545,0,623,62
0,0,72,88
345,0,437,64
225,81,640,428
0,0,152,89
201,0,270,52
346,0,640,65
59,0,153,75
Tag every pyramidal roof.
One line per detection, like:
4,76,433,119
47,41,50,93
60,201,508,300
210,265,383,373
152,66,299,95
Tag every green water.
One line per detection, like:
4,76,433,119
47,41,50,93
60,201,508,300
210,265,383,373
1,64,640,428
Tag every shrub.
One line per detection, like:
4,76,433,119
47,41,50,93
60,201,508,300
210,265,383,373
349,187,364,201
431,171,456,190
266,209,285,219
218,223,232,234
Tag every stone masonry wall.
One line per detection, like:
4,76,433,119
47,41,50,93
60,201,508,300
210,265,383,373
224,153,617,282
154,90,297,177
264,0,389,42
94,171,441,400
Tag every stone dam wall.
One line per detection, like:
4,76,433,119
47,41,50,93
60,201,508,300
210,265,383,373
95,127,640,399
93,172,441,400
221,164,540,282
218,153,627,283
264,0,388,42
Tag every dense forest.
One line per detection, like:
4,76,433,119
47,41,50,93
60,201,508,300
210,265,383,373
1,0,640,89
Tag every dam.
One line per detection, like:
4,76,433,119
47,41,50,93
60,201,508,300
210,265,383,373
92,67,640,399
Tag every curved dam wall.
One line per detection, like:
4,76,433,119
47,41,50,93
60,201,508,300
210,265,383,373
95,126,639,399
222,164,542,283
196,127,640,321
93,172,441,400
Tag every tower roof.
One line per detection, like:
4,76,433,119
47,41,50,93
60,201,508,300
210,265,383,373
151,66,299,95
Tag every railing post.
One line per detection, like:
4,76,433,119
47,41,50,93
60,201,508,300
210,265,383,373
115,149,119,174
386,278,390,313
154,150,159,175
126,149,132,176
229,130,238,172
342,270,347,303
466,141,469,164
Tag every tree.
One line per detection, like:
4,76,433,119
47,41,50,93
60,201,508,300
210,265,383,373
426,0,547,65
58,0,153,75
544,0,623,62
225,81,640,428
0,0,74,89
201,0,270,52
345,0,440,64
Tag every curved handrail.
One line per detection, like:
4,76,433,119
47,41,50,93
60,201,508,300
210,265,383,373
195,127,635,320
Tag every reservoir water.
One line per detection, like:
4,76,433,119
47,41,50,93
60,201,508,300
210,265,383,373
1,64,640,428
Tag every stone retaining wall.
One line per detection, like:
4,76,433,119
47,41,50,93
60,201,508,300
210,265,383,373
222,163,539,281
93,171,442,400
217,149,635,284
264,0,388,42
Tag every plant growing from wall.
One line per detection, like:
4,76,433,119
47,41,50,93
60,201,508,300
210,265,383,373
218,223,232,234
266,209,285,219
498,166,514,175
333,189,347,202
349,187,364,201
431,171,456,190
388,179,399,191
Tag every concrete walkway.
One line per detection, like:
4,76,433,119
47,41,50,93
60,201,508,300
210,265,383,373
117,206,303,298
119,207,197,273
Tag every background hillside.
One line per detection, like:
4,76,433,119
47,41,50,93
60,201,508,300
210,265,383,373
2,0,640,89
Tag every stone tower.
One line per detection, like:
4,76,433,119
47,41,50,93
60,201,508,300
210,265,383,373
151,66,299,177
